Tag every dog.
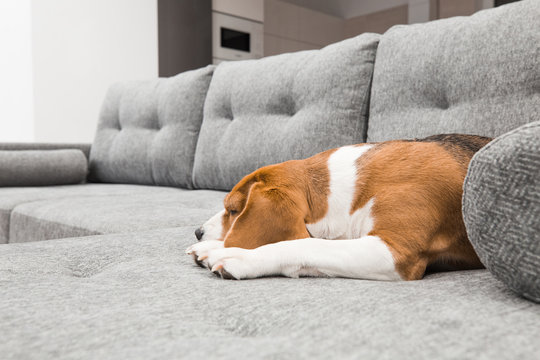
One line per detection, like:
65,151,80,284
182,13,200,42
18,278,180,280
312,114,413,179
186,134,492,281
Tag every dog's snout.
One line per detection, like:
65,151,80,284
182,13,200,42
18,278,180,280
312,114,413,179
195,228,204,241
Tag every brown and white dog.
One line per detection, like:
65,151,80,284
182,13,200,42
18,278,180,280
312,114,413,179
186,134,491,281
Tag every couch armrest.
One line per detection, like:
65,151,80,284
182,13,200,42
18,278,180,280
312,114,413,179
0,142,91,159
0,149,88,187
463,121,540,302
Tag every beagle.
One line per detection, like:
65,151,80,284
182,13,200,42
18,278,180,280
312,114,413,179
186,134,491,281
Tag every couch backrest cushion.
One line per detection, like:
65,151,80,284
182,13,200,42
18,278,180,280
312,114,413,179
192,33,380,190
89,65,214,188
367,0,540,142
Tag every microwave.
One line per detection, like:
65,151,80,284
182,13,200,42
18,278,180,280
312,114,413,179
212,12,263,63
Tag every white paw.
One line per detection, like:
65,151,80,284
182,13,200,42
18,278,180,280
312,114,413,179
185,240,224,268
206,247,260,280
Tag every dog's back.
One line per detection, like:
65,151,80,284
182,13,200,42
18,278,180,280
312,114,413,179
416,134,492,165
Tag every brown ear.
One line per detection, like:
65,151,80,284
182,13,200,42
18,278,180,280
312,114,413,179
224,182,310,249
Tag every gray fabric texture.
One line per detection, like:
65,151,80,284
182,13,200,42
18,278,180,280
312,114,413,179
192,33,379,190
7,188,225,243
10,214,99,242
0,209,9,245
0,183,177,212
367,0,540,142
0,142,91,159
463,121,540,303
89,65,214,189
1,227,539,360
0,184,171,244
0,184,224,244
0,150,87,187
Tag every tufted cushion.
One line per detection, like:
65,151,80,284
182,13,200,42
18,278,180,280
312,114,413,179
192,33,380,190
368,0,540,142
463,121,540,303
89,65,214,188
8,188,225,243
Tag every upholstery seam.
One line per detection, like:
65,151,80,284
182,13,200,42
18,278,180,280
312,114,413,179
361,57,377,143
4,192,150,242
0,208,11,244
7,212,102,244
363,39,381,143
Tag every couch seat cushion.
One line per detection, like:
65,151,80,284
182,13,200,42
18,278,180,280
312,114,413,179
0,184,172,244
193,33,380,190
368,0,540,141
8,189,225,243
0,184,225,243
1,228,539,359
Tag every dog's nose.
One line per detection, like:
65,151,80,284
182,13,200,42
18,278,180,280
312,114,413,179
195,228,204,241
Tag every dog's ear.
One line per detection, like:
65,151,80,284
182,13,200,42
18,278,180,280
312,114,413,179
224,182,310,249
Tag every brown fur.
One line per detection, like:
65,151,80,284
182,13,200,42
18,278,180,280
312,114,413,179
219,134,491,280
220,150,335,248
351,139,490,279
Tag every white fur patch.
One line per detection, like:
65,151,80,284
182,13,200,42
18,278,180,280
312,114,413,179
200,209,225,242
307,145,374,239
348,198,375,239
207,236,401,281
186,240,224,268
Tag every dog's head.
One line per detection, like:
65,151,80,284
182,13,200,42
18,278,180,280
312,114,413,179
195,162,312,249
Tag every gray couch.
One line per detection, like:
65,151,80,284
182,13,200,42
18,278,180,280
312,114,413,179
1,2,539,359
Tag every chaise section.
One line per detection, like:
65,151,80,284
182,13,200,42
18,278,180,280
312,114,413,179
0,184,225,243
8,189,225,243
1,228,539,359
192,33,380,190
0,184,167,243
367,0,540,141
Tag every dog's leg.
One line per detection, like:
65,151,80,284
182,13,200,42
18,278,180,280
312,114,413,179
186,209,227,267
186,240,224,268
206,236,402,280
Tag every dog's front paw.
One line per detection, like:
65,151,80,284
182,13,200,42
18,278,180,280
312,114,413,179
206,247,260,280
185,240,224,268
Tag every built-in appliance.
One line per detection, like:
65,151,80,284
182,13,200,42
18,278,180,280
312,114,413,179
212,12,263,63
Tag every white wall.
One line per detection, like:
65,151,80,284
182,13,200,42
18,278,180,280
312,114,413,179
213,0,264,22
264,0,343,57
0,0,34,142
31,0,158,143
408,0,430,24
